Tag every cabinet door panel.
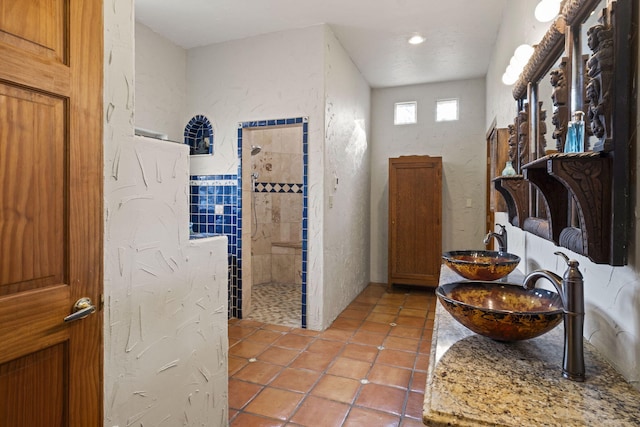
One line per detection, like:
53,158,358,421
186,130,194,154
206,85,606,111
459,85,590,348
388,156,442,288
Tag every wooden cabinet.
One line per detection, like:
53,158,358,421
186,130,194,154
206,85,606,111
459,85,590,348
388,156,442,289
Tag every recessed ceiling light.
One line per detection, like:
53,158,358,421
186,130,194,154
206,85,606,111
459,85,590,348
408,35,425,45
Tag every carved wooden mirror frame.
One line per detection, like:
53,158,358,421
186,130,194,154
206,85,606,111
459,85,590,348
494,0,635,265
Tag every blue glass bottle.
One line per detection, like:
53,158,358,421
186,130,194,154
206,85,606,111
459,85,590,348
573,111,585,152
564,111,585,153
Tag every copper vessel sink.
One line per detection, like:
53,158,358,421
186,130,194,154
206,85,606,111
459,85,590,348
436,281,563,341
442,250,520,281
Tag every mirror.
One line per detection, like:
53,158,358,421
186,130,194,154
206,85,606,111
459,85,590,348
581,0,609,151
495,0,633,265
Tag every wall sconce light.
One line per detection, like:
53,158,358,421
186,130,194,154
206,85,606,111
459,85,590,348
502,44,534,85
535,0,562,22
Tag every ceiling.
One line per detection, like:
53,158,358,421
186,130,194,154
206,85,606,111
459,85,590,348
135,0,508,88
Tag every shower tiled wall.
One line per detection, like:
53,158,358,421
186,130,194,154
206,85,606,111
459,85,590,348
237,117,308,327
189,175,238,317
251,125,303,286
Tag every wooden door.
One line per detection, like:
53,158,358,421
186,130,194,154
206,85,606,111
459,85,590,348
0,1,103,426
388,156,442,289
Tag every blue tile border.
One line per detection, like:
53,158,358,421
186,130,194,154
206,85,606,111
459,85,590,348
237,117,309,327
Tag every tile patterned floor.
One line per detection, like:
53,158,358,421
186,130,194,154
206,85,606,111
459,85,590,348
229,283,437,426
247,283,302,327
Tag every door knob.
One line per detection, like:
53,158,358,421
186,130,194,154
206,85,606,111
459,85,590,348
64,297,96,323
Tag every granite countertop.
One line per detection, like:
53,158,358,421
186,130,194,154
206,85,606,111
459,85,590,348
423,266,640,427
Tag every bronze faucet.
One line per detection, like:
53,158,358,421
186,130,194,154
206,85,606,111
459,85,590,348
483,223,507,252
522,251,585,381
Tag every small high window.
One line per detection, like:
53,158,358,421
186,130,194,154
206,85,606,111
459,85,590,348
394,101,417,125
436,99,459,122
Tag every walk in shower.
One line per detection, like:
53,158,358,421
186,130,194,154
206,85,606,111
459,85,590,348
235,118,308,328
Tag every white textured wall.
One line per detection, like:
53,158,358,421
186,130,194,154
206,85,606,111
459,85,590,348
322,26,371,327
135,22,188,142
185,26,325,177
182,25,368,329
104,3,229,426
487,0,640,388
185,26,327,329
370,79,487,283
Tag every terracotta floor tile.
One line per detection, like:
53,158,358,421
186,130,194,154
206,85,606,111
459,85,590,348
404,391,425,419
263,324,293,332
346,301,374,312
359,320,392,335
290,396,350,427
229,355,249,375
229,324,258,339
355,383,407,416
343,407,400,427
415,353,430,372
229,340,270,358
376,349,416,369
330,317,363,330
388,325,422,339
354,295,381,304
366,312,397,324
310,374,360,404
233,361,283,385
327,357,371,380
228,379,263,410
410,371,427,392
383,335,420,352
418,339,432,354
247,329,285,344
379,294,407,305
339,308,370,320
270,368,321,393
273,333,314,350
289,350,334,372
227,283,439,426
363,283,387,294
306,339,344,357
230,412,284,427
244,387,304,421
320,328,355,342
257,346,301,366
290,328,321,337
367,364,411,389
403,296,432,310
237,319,265,328
395,315,426,328
229,408,239,420
341,343,379,363
400,417,428,426
372,304,401,314
425,318,436,332
349,330,386,347
399,307,427,318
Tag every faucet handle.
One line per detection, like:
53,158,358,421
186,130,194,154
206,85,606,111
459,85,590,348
554,251,570,265
555,251,582,283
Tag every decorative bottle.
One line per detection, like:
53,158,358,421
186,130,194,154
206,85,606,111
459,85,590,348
564,111,585,153
573,111,585,152
502,160,516,176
